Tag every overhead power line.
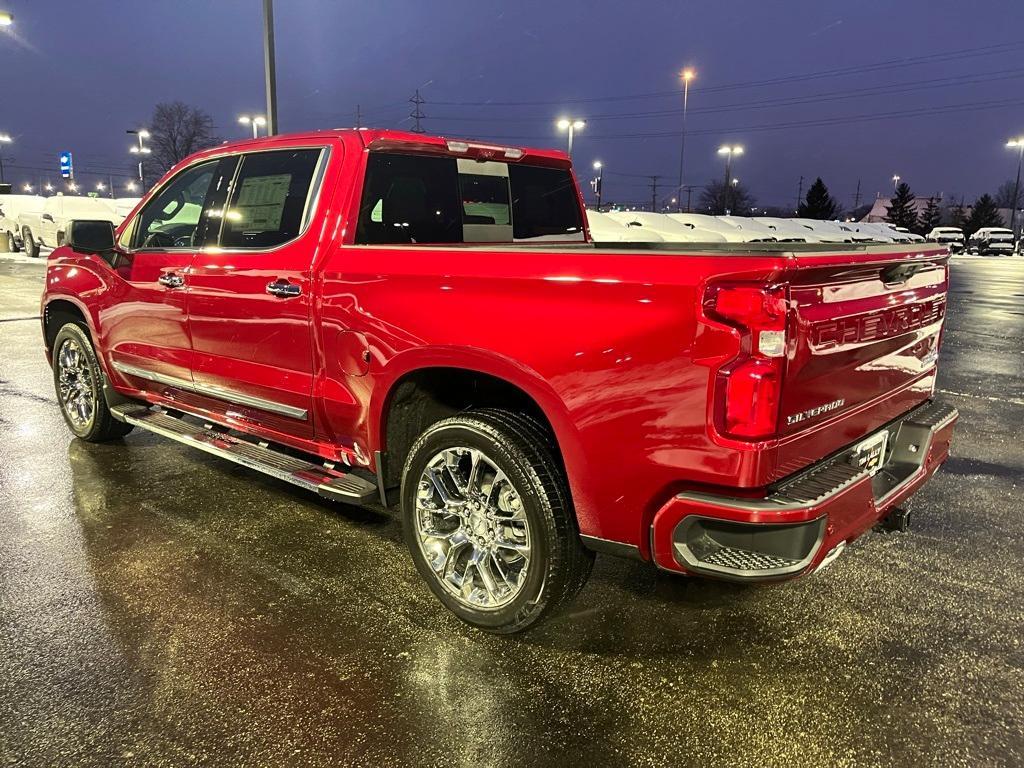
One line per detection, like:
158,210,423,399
428,40,1024,107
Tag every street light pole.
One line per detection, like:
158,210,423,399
892,174,900,190
718,144,743,187
556,118,585,159
1006,137,1024,236
128,129,150,189
676,68,695,212
592,161,604,209
0,133,11,184
263,0,279,136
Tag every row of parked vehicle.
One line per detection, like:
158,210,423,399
0,194,140,257
587,211,1020,255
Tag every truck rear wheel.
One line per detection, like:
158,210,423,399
401,408,593,633
52,323,133,442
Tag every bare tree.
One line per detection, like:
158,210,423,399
699,178,755,215
994,179,1023,211
144,101,220,180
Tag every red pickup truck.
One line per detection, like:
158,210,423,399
41,129,957,633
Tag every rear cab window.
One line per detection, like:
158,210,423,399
355,152,583,245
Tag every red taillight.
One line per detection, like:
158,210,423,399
705,283,789,440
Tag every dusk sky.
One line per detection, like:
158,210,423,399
3,0,1023,208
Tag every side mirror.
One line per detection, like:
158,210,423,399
66,220,116,255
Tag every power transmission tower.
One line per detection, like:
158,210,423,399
853,178,862,211
409,90,426,134
648,175,661,212
795,175,804,214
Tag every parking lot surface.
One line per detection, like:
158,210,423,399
1,255,1022,767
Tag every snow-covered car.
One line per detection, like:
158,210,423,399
968,227,1015,255
926,227,965,252
586,210,665,242
603,211,727,243
19,195,120,257
0,194,44,252
751,217,819,242
665,213,754,242
714,216,778,242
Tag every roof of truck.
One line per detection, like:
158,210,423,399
207,128,571,165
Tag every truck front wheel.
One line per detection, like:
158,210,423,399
401,409,593,633
22,228,38,258
51,323,133,442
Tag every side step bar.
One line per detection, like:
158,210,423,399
111,404,378,504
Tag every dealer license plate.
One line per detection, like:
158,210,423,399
851,431,889,476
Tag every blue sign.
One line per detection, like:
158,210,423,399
59,151,73,179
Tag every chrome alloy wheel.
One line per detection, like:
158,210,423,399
56,338,96,430
414,447,531,610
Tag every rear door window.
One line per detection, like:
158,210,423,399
355,152,585,245
219,148,324,249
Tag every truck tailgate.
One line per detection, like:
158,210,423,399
773,247,949,475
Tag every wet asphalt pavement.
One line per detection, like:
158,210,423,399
1,256,1022,767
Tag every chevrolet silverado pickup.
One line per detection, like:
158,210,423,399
41,129,958,633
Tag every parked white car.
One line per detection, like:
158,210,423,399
926,227,965,252
751,217,820,242
968,227,1015,256
586,210,665,243
0,194,44,252
603,211,728,243
19,195,120,257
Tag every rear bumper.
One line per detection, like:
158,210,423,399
651,400,958,580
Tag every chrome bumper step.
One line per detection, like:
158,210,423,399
111,404,377,504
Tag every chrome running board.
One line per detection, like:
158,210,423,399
111,403,377,504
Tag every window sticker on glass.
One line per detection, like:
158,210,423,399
232,173,292,230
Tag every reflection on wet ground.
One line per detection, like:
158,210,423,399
1,258,1022,765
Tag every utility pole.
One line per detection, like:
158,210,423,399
648,175,661,212
263,0,279,135
686,186,693,213
795,175,804,213
410,90,426,133
355,104,362,129
853,178,862,211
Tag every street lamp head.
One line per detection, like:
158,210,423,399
138,129,150,139
96,182,105,191
1007,138,1024,148
126,181,137,192
593,160,602,169
238,115,251,125
681,68,696,82
253,116,267,126
22,183,32,192
718,144,743,156
44,183,53,191
0,134,11,143
0,11,12,26
573,120,585,130
556,118,571,130
129,145,139,154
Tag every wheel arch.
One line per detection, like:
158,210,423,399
371,351,585,511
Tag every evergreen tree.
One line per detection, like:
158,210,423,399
797,177,838,220
963,194,1005,237
886,182,918,230
917,197,942,235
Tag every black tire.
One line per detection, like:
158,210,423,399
1,231,15,253
51,322,133,442
401,408,593,633
22,228,38,258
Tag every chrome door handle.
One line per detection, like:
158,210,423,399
266,280,301,298
158,273,184,288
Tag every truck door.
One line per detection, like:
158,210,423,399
186,147,328,440
104,156,231,394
